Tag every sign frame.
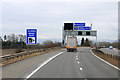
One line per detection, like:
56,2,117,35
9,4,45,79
26,29,37,45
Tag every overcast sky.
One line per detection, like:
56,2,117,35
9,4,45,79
1,0,119,43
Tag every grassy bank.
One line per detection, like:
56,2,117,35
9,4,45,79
92,49,120,67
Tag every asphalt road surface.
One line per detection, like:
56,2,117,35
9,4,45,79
30,47,118,78
2,49,65,78
100,48,119,56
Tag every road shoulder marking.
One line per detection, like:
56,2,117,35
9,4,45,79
24,51,65,79
90,49,120,71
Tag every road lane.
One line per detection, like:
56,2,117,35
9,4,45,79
77,47,118,78
30,47,118,78
2,49,65,78
100,48,119,56
31,51,85,78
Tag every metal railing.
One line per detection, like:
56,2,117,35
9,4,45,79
0,47,61,66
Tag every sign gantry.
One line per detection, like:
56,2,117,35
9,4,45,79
62,22,97,45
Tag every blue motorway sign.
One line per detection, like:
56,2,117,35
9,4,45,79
74,23,85,26
75,28,79,30
26,29,37,45
79,26,91,30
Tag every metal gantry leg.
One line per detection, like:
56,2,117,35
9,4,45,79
96,33,97,49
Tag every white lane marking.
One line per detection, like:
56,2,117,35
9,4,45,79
76,58,78,60
24,51,65,79
76,56,78,58
80,67,83,70
78,61,80,64
90,50,120,71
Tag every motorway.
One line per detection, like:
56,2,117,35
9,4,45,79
2,49,65,78
28,47,118,78
2,47,118,79
100,48,119,56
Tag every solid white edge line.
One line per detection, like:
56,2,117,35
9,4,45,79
24,51,64,79
90,49,120,71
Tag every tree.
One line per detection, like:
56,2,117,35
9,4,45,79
0,37,2,48
18,34,26,42
85,38,90,46
3,35,7,41
111,41,118,48
11,34,17,42
89,40,94,46
81,38,90,46
81,37,84,46
97,42,111,48
1,34,61,49
42,40,54,48
0,37,3,42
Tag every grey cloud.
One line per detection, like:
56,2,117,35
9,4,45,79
2,2,118,42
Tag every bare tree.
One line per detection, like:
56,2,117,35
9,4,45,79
3,35,7,41
0,37,2,48
42,40,54,48
18,34,25,42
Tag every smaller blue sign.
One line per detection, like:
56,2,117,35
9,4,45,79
26,29,37,45
79,26,91,30
74,23,85,26
75,28,79,30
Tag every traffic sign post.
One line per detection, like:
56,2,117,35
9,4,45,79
26,29,37,45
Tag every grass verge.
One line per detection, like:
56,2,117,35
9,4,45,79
92,49,120,68
1,48,62,66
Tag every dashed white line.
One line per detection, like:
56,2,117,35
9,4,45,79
24,51,65,79
76,58,78,60
80,67,83,70
77,61,80,64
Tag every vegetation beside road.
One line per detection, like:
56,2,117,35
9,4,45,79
2,49,40,56
1,47,62,66
92,49,120,67
0,34,63,66
0,34,61,55
80,37,119,48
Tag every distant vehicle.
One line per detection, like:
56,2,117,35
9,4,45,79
109,46,113,49
91,46,94,48
66,37,77,52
